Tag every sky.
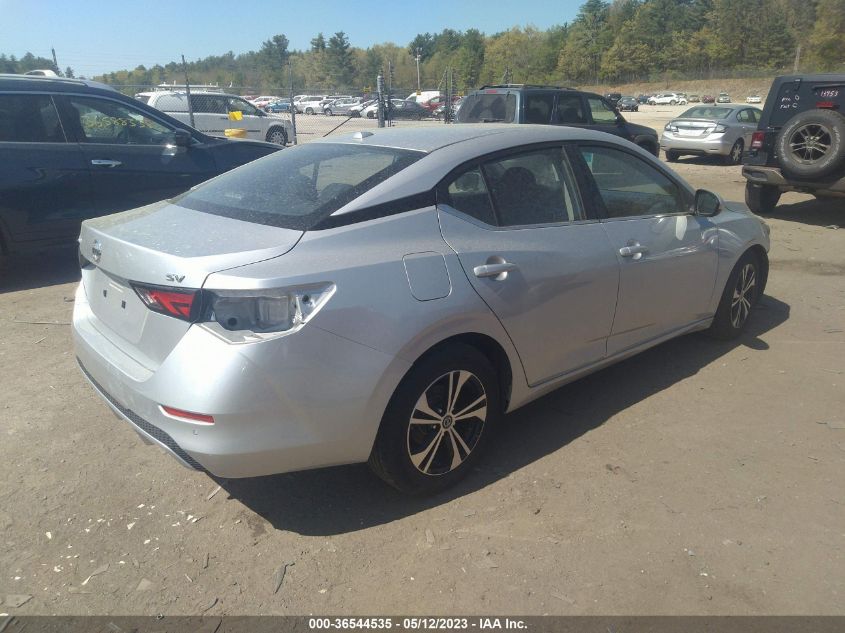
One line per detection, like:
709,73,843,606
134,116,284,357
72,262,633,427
0,0,582,77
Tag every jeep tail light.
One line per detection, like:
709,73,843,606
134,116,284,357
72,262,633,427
132,283,199,321
751,131,766,150
816,101,836,109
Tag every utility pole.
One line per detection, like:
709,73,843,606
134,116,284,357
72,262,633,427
288,59,297,145
387,60,394,127
181,54,195,128
377,71,385,128
51,47,59,75
414,47,422,94
793,45,802,73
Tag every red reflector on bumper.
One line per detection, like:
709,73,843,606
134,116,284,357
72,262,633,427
161,406,215,424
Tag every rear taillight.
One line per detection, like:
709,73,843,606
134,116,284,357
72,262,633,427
751,131,766,150
132,284,199,321
816,101,838,109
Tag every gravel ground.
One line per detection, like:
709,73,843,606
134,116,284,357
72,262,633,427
1,105,843,616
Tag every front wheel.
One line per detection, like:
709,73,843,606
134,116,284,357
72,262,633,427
368,344,500,495
666,149,680,162
708,251,762,340
745,182,781,215
265,127,288,145
324,109,332,116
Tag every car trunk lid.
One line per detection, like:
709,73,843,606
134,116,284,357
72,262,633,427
79,200,303,368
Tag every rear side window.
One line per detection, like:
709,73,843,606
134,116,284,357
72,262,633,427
153,94,188,112
443,167,497,225
456,93,517,123
524,94,554,124
555,95,587,124
175,143,424,230
0,94,65,142
580,145,684,218
485,148,579,225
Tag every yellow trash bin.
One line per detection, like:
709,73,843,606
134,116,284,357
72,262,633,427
224,128,247,138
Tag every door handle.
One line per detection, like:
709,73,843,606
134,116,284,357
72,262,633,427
619,243,649,259
473,262,518,279
90,159,122,168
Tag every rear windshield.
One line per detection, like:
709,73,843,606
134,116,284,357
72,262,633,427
457,93,517,123
680,106,733,119
175,143,424,230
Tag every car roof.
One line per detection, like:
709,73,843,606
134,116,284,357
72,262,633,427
0,73,118,93
314,123,626,154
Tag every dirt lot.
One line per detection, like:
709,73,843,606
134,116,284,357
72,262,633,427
1,107,843,616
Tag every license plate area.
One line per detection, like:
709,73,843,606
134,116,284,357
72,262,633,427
84,267,149,343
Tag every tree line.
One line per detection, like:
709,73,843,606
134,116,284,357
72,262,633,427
3,0,842,94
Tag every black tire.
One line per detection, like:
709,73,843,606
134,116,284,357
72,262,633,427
368,344,501,495
670,99,677,106
745,182,781,215
724,138,744,166
776,109,845,179
666,149,680,162
305,107,314,115
637,141,658,156
265,127,287,145
324,109,332,116
351,111,360,118
708,251,762,340
367,111,375,119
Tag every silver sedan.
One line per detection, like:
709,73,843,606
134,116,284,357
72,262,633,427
661,105,763,165
73,125,770,494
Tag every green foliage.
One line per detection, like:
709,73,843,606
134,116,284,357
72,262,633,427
5,0,838,96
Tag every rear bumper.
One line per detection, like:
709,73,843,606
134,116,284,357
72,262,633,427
742,165,845,195
660,133,733,155
72,282,409,478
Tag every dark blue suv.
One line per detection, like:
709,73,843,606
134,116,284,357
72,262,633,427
0,75,281,256
456,84,659,156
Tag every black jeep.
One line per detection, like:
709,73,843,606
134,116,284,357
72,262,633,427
742,74,845,214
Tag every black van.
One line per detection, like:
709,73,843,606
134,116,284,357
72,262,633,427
742,74,845,214
0,75,281,256
456,84,659,156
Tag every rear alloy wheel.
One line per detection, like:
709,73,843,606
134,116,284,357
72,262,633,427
724,138,744,165
708,251,762,339
776,109,845,179
744,182,781,215
266,127,287,145
324,109,332,116
369,344,500,495
305,107,314,115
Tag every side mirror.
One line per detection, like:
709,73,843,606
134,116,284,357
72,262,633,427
171,129,191,147
694,189,722,217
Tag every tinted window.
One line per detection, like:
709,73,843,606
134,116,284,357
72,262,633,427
524,94,554,124
588,98,617,125
580,146,684,218
0,94,65,143
191,95,226,114
456,93,516,123
555,95,587,124
680,106,733,119
176,143,423,230
484,148,580,226
67,97,172,145
737,109,753,123
443,166,496,225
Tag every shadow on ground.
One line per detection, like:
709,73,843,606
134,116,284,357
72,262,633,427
220,294,790,536
0,248,80,294
759,197,844,228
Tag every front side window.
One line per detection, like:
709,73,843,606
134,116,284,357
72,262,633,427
588,98,618,125
484,148,580,226
580,145,685,218
0,94,65,143
67,97,172,145
176,143,423,230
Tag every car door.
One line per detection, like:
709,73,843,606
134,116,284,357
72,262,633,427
0,92,93,248
736,108,757,147
222,96,265,141
187,94,229,137
574,143,719,356
437,146,620,386
57,94,218,215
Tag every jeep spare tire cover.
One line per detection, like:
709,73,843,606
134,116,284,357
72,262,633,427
776,109,845,179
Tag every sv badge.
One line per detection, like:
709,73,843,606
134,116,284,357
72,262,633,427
165,273,186,283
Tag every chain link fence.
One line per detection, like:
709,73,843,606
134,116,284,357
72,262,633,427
110,78,457,148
